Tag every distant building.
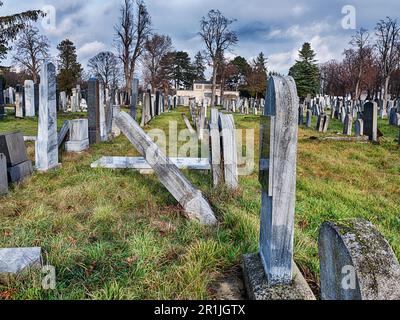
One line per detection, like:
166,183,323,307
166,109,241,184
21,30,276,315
176,80,239,101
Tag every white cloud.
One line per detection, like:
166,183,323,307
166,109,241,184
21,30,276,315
77,41,106,59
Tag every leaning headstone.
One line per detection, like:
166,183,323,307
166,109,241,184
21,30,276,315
355,119,364,137
35,61,59,171
24,80,35,117
243,76,314,300
88,78,100,144
65,119,89,152
0,153,8,195
0,247,42,283
363,101,378,142
0,132,33,182
114,107,217,225
218,113,238,189
319,219,400,300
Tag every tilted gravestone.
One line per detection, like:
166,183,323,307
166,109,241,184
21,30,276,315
0,153,8,195
243,76,314,300
363,101,378,142
65,119,89,153
24,80,35,117
113,107,217,225
88,78,100,144
319,219,400,300
306,109,312,127
0,132,33,182
35,61,60,171
316,113,329,133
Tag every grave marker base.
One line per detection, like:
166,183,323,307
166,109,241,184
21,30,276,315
242,253,315,300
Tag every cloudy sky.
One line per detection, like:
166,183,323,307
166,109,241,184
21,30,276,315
1,0,399,77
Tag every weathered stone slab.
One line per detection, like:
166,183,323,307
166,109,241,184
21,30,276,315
24,80,35,117
88,78,100,144
218,113,238,189
355,119,364,137
35,61,59,171
319,219,400,300
258,76,298,285
8,160,33,183
57,120,70,148
306,109,312,128
91,156,211,170
209,108,222,187
0,247,42,283
0,153,8,195
114,107,217,225
242,253,315,300
343,114,353,135
363,101,378,142
0,132,29,166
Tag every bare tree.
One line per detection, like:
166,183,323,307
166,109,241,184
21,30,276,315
114,0,151,103
375,17,400,106
199,10,238,107
88,51,120,90
350,28,371,99
142,34,172,91
12,25,49,82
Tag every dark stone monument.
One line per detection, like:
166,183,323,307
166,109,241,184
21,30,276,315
0,132,33,183
155,91,160,116
34,83,39,114
363,101,378,142
88,78,101,144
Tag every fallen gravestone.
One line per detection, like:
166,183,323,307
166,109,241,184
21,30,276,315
113,107,217,225
319,219,400,300
243,76,315,300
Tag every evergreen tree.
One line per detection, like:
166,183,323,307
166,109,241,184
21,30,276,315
57,39,83,94
173,51,195,89
289,42,320,98
0,0,44,62
193,51,206,81
246,52,268,98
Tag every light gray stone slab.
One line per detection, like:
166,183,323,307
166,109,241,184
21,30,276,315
35,61,59,171
319,219,400,300
114,107,217,225
65,139,89,152
182,114,196,134
24,80,35,117
57,120,70,148
0,153,8,195
0,247,42,281
209,108,222,187
259,76,298,285
91,156,210,170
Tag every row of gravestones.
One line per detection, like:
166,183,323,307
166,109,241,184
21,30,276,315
299,102,381,142
242,76,400,300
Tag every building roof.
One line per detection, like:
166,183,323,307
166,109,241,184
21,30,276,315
193,80,212,85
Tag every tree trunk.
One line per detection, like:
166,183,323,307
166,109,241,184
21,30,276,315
211,62,218,107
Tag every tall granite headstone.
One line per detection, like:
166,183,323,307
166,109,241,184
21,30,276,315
88,78,100,144
24,80,35,117
363,101,378,142
35,61,59,171
131,78,139,119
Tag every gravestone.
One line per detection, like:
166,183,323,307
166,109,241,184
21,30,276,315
209,108,222,187
131,78,139,119
71,88,79,112
343,114,353,135
0,153,8,195
0,132,33,182
363,102,378,142
15,85,24,118
114,107,217,225
0,78,5,119
88,78,100,144
99,83,108,142
35,61,60,171
298,105,304,125
24,80,35,117
60,91,67,112
317,113,329,132
243,76,314,300
65,119,89,152
355,119,364,137
306,109,312,127
218,113,238,189
319,219,400,300
34,83,39,114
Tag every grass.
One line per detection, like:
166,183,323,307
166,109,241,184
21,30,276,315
0,105,399,300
